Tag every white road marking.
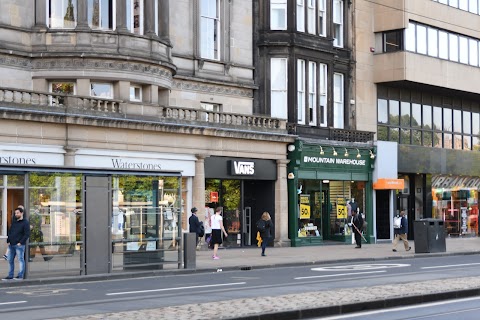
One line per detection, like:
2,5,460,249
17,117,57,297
106,282,246,296
317,296,480,319
0,301,27,306
294,270,386,280
422,262,480,269
311,263,410,271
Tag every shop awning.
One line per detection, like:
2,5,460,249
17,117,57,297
373,178,404,190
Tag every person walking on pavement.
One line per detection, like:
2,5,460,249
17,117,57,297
393,210,411,252
351,210,364,248
189,207,202,246
257,212,274,257
3,207,30,280
211,207,228,260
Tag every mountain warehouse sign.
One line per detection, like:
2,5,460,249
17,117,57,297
303,156,366,166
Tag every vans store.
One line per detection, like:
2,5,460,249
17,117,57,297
0,144,196,279
204,156,277,247
287,140,375,246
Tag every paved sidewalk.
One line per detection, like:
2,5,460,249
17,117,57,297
3,237,480,319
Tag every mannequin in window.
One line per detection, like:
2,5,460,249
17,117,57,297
349,198,359,216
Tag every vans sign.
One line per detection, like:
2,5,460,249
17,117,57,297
230,160,255,176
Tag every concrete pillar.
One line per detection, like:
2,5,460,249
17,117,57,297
32,79,48,92
275,159,291,247
144,0,156,37
114,81,130,101
192,155,207,223
158,0,170,44
64,148,77,169
75,0,90,30
34,0,47,31
116,0,128,33
76,79,91,96
143,85,158,104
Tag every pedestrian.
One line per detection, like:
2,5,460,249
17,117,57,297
392,210,411,252
3,204,24,261
3,207,30,280
351,210,364,248
257,212,274,257
189,207,202,245
210,207,228,260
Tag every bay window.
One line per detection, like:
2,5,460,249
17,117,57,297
297,60,306,124
48,0,77,29
333,73,344,129
200,0,220,60
127,0,144,35
270,0,287,30
271,58,288,119
88,0,115,30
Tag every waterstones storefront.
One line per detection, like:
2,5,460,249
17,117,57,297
0,144,196,279
287,140,375,246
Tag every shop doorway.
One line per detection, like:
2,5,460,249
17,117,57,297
7,189,25,228
205,179,275,247
375,190,390,239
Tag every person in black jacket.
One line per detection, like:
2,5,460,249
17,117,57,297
392,210,411,252
258,211,274,257
189,207,202,245
351,210,364,249
3,207,30,280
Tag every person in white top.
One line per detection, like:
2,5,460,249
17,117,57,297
210,207,228,260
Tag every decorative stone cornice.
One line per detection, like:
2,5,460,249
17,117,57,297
31,58,173,79
172,79,253,98
0,54,32,70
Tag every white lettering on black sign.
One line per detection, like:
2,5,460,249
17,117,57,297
303,156,366,166
233,161,255,175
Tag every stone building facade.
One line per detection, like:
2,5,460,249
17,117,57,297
0,0,293,279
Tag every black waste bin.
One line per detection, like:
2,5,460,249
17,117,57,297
413,219,446,253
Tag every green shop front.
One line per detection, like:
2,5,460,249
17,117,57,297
287,140,375,246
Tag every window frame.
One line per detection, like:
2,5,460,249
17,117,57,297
333,0,344,48
47,0,78,29
90,82,114,99
129,85,142,102
270,0,287,30
318,0,326,37
127,0,144,35
297,59,306,125
308,61,317,126
319,63,328,127
270,58,288,120
200,0,221,61
333,72,344,129
88,0,116,30
297,0,305,32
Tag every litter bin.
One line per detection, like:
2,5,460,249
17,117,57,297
413,219,446,253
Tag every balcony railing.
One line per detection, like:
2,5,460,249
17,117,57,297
0,87,286,132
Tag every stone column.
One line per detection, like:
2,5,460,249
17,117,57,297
158,0,170,44
116,0,128,33
64,147,77,167
274,159,291,247
33,0,47,31
75,0,90,30
192,154,208,222
144,0,156,37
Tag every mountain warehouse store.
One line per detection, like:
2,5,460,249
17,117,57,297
287,140,375,246
0,144,196,279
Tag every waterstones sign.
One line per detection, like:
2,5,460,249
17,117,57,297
111,159,162,170
303,156,367,166
75,150,196,176
0,146,65,167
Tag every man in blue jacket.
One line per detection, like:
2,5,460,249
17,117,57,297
3,207,30,280
392,210,411,252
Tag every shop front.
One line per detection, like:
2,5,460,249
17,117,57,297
0,144,195,279
204,156,277,247
287,140,375,246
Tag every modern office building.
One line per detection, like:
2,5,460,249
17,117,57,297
355,0,480,241
0,0,292,279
